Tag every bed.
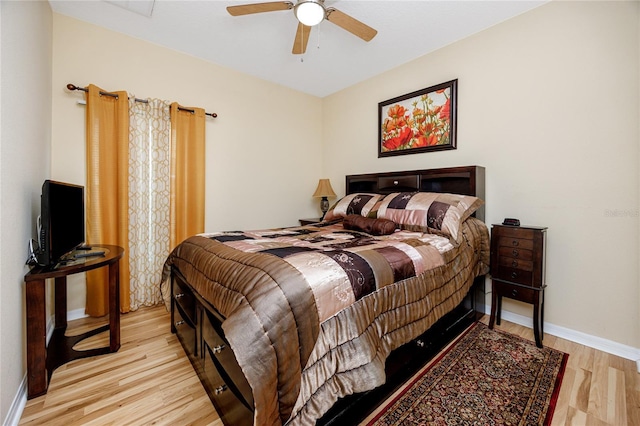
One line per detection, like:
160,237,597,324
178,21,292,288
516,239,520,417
161,165,490,426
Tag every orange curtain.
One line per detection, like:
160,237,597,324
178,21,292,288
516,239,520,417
169,103,205,250
85,85,131,316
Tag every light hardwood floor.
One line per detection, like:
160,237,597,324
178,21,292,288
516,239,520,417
19,306,640,425
19,306,220,426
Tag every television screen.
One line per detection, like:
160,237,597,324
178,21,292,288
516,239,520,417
37,180,85,266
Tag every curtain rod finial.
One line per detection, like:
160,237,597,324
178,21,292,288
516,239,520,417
67,83,78,91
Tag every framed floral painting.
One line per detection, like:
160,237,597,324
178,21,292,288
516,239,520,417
378,79,457,157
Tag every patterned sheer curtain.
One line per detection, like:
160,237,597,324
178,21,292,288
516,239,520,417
128,97,172,310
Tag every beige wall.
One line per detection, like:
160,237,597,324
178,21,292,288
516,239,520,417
51,14,324,311
2,2,638,422
0,1,52,422
323,1,640,348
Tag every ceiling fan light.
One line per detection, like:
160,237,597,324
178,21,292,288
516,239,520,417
294,0,325,26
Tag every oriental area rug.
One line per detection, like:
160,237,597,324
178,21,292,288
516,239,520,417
365,322,568,426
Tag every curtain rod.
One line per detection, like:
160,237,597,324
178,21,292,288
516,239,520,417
66,84,217,118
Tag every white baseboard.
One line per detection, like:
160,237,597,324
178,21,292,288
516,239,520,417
3,375,26,426
6,309,92,425
44,308,87,341
67,308,88,322
495,309,640,371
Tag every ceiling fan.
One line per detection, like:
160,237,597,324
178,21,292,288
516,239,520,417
226,0,377,55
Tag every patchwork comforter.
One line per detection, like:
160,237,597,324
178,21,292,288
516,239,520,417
161,217,490,425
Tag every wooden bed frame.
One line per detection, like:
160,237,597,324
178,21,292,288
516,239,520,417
170,165,487,426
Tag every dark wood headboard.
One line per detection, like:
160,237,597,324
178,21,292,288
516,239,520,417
345,165,485,220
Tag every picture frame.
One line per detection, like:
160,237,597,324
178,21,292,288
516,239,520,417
378,79,457,157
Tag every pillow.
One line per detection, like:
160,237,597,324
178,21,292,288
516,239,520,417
343,214,396,236
323,193,384,221
376,192,483,240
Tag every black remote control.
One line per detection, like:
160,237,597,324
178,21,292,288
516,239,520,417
74,251,105,258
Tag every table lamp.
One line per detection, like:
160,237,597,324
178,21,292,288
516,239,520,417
312,179,336,218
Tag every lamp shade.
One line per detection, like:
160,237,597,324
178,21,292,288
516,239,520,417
312,179,336,198
294,0,325,26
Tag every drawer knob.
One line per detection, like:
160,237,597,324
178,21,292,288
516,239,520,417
511,260,519,268
174,293,185,299
416,339,425,348
512,249,519,257
511,272,518,279
213,344,226,354
174,320,185,327
511,240,519,246
214,385,228,395
511,289,518,297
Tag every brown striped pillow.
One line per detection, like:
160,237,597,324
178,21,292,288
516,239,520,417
323,193,384,221
376,192,483,240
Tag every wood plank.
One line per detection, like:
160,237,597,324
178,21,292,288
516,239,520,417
588,350,610,422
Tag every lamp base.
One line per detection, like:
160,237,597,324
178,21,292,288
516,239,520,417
320,196,329,218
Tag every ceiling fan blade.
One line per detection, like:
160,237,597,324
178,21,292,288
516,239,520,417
292,22,311,55
326,8,377,42
227,1,293,16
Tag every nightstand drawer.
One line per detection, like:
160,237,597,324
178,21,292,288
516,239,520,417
492,280,539,304
498,246,533,261
492,266,533,286
497,236,534,250
497,256,533,271
495,226,535,240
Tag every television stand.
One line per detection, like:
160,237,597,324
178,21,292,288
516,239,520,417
24,245,124,399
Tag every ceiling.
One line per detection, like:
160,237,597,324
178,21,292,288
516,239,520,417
49,0,546,98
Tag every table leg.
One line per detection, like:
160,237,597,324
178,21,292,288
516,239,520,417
108,261,121,352
541,290,545,335
533,295,543,348
26,280,47,398
54,277,67,329
489,282,497,329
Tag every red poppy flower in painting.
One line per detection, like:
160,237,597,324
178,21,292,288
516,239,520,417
414,135,428,148
439,99,451,120
382,126,412,151
387,104,407,120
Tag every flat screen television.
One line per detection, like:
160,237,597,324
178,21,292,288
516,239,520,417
37,180,85,266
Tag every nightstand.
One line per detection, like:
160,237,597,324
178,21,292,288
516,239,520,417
489,224,547,347
299,218,322,226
